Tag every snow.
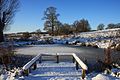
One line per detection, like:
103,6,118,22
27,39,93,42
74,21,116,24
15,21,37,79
92,74,110,80
13,45,119,80
13,61,120,80
79,28,120,37
96,42,110,48
22,53,88,72
22,53,41,70
17,62,83,80
2,29,120,80
0,61,119,80
0,71,16,80
0,74,8,80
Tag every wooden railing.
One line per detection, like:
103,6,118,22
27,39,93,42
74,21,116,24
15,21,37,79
72,53,88,79
22,54,41,75
22,53,88,79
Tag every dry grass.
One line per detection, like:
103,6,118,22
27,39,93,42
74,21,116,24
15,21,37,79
0,44,14,65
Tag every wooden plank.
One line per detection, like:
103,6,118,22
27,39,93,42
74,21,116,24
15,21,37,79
56,55,59,63
82,69,86,79
22,53,88,71
76,61,79,70
39,55,42,63
72,56,75,63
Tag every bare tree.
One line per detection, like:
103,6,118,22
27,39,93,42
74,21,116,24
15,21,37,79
97,23,105,30
106,23,115,29
0,0,19,42
73,19,91,33
42,7,59,36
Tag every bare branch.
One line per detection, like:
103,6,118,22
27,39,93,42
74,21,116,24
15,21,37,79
0,0,19,31
0,0,19,42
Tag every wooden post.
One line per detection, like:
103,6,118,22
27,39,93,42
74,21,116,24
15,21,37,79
33,62,37,70
72,56,75,63
82,69,86,79
24,69,29,76
104,47,111,65
56,55,59,63
76,61,79,70
39,56,42,63
29,68,31,73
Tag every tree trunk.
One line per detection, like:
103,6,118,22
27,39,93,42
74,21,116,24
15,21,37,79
52,24,54,36
0,31,4,42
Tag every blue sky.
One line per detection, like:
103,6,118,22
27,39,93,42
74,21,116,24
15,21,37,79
6,0,120,33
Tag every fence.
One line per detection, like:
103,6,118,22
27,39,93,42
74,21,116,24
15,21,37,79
22,53,88,79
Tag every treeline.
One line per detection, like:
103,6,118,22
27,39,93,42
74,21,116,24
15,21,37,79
44,19,91,35
97,23,120,30
42,7,91,36
42,7,120,36
106,23,120,29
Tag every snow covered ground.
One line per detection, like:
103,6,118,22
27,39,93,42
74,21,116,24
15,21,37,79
12,62,119,80
0,59,119,80
1,28,120,80
20,62,82,80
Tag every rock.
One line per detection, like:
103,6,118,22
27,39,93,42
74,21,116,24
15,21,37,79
92,45,98,48
81,42,86,46
78,42,86,46
91,43,98,48
116,44,120,51
85,42,91,47
92,74,110,80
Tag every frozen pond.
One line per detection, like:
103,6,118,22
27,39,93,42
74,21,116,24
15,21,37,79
16,44,120,64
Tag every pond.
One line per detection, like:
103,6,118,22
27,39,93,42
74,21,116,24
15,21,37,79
15,44,120,65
